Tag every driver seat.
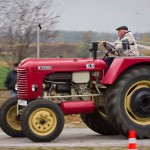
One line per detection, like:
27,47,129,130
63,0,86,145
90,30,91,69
104,57,116,72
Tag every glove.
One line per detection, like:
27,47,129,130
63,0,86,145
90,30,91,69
100,41,106,46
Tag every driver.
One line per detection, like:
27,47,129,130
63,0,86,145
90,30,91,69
101,26,139,56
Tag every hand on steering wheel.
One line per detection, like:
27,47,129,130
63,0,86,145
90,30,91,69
103,42,115,52
101,41,119,59
101,41,107,46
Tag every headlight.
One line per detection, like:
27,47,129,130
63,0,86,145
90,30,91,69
32,84,38,91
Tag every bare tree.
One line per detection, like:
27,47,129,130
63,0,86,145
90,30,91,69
0,0,59,62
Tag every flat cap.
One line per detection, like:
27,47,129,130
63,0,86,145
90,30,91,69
116,26,128,31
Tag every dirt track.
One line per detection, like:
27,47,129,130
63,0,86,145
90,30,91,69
0,90,9,105
0,128,150,148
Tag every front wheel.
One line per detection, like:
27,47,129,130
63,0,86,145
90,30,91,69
20,99,64,142
105,65,150,139
0,97,24,137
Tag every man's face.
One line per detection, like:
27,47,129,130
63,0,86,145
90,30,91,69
117,29,125,38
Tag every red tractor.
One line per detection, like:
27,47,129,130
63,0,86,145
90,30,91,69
0,42,149,142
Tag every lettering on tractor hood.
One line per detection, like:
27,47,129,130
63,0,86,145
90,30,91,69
38,66,52,70
86,64,95,69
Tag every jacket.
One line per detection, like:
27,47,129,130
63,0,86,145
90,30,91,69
113,31,139,56
4,70,17,92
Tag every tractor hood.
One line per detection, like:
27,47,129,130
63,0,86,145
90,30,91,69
18,57,107,72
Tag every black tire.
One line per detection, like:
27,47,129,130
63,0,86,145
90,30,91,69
80,109,118,135
0,97,24,137
105,65,150,139
20,99,64,142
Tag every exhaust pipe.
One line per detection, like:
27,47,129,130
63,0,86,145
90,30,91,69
60,100,94,115
89,42,98,60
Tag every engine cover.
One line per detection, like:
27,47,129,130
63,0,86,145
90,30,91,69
72,71,90,83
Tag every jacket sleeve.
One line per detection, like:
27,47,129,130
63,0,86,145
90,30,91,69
4,73,10,90
114,39,123,52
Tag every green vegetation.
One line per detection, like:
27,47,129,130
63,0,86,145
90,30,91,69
0,66,10,90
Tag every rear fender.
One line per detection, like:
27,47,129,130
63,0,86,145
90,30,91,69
101,57,150,85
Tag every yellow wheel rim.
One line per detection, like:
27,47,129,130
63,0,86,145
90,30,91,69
7,105,21,130
29,108,57,136
97,107,108,119
125,80,150,125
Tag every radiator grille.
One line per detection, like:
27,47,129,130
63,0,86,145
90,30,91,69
17,69,28,98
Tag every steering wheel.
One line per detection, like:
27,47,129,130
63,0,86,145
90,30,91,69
103,42,115,52
102,42,119,59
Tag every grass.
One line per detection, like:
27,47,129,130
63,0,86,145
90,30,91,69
0,66,10,89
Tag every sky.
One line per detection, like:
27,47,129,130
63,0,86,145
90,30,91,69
53,0,150,33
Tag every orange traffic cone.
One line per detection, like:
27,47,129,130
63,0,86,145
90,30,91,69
128,130,138,150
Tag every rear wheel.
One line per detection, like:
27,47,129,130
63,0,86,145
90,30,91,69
105,65,150,139
20,99,64,142
0,97,24,137
80,109,118,135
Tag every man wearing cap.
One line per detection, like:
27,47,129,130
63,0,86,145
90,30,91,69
4,62,19,97
102,26,139,56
